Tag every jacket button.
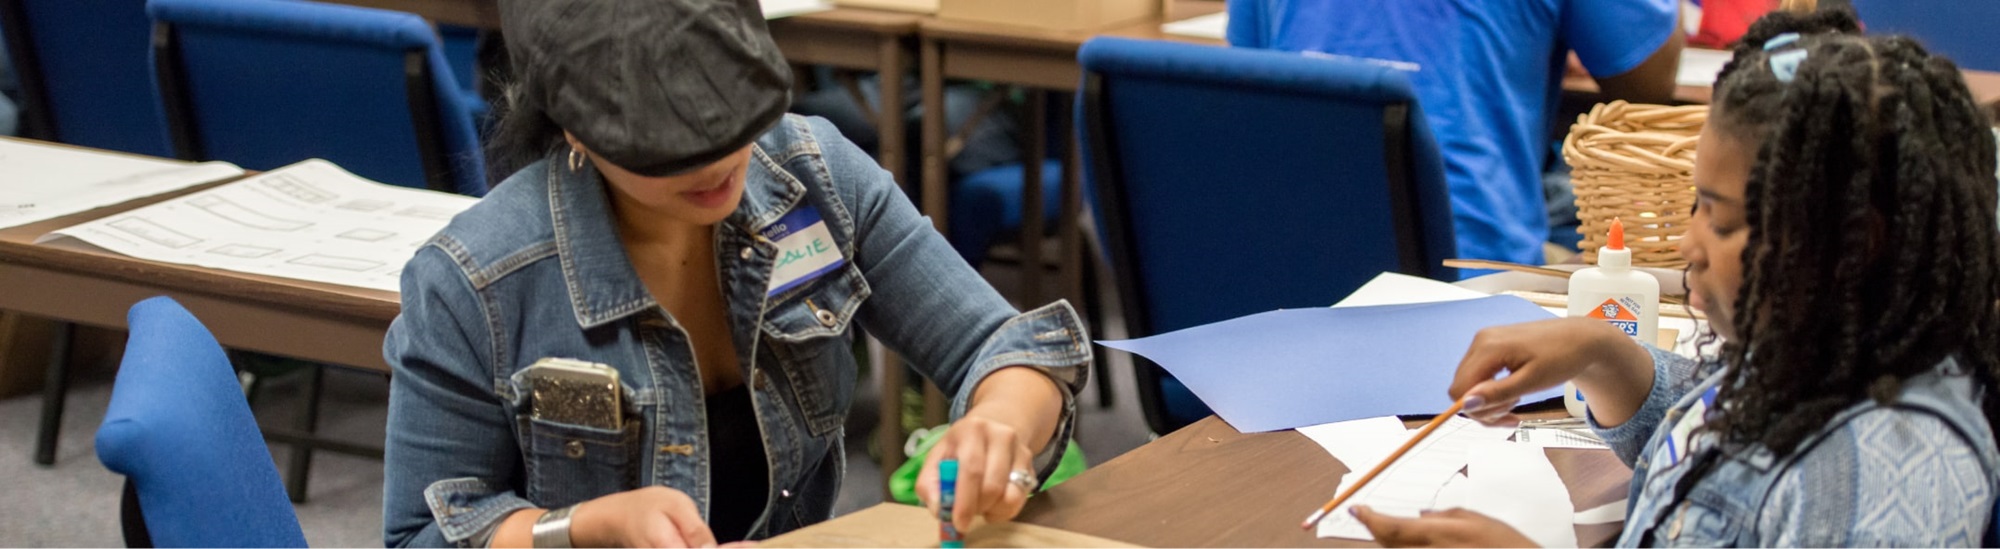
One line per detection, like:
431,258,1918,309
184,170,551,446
814,308,837,327
781,489,793,498
564,440,586,459
741,247,754,260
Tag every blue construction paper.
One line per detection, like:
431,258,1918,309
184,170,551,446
1098,295,1561,433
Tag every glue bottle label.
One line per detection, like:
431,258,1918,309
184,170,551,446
1585,297,1643,337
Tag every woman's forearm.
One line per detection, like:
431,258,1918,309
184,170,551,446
1570,330,1658,428
963,366,1064,454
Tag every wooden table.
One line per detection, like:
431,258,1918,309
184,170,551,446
0,181,399,373
0,143,398,476
1015,415,1633,547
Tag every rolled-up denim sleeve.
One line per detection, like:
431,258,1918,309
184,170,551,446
1587,343,1697,467
383,243,534,547
810,116,1091,474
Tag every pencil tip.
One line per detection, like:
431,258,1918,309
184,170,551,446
1301,510,1326,530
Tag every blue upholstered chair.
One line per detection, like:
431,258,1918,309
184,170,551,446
1078,37,1457,435
0,0,174,156
96,297,307,548
949,160,1066,267
148,0,486,195
1850,0,2000,72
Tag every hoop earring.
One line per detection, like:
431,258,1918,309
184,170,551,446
567,148,586,172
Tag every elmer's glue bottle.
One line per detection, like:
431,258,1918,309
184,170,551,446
1564,218,1659,417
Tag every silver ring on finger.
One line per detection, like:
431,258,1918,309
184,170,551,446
1008,469,1038,493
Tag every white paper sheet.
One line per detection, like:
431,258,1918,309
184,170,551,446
43,159,476,292
1463,440,1580,548
0,138,244,230
762,0,832,19
1161,12,1228,40
1315,417,1516,540
1296,416,1409,465
1333,272,1491,308
1676,48,1732,87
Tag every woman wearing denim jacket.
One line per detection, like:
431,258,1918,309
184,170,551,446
380,0,1088,546
1354,10,2000,547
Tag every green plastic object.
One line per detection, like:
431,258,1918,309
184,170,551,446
888,426,1087,506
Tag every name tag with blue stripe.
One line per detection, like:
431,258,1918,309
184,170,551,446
1665,386,1719,466
761,206,846,297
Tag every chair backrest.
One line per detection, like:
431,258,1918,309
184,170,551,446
1850,0,2000,72
1078,37,1455,434
0,0,175,156
95,296,306,548
148,0,486,195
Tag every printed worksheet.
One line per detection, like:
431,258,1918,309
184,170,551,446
41,159,477,292
0,138,244,229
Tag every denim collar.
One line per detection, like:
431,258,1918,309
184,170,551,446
549,145,806,328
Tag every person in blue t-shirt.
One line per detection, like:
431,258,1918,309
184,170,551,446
1229,0,1683,265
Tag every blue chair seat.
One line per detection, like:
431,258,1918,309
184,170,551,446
948,160,1068,266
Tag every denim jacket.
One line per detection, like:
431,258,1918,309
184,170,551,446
381,115,1091,547
1596,346,1999,547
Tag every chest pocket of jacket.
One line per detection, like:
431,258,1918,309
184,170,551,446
759,264,869,437
519,410,643,509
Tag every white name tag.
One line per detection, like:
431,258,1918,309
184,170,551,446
1664,386,1718,466
761,206,846,296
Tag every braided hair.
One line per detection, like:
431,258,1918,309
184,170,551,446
1703,8,2000,456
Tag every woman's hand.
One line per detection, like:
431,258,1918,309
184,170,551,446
1354,507,1538,548
914,413,1037,532
568,486,717,548
1450,317,1650,426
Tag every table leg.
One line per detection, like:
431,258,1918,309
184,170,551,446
1054,92,1105,407
919,37,948,233
871,32,913,500
283,364,326,503
870,338,903,497
33,322,74,466
876,35,907,190
1020,90,1047,306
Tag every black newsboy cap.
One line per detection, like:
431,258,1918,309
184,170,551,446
501,0,793,176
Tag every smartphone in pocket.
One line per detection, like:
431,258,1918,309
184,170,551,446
523,358,623,430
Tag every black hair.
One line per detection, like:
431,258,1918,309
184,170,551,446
1703,8,2000,456
484,78,568,180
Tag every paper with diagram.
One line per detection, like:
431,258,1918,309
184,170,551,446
42,159,476,292
0,138,244,230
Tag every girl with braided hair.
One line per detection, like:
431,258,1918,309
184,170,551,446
1354,8,2000,547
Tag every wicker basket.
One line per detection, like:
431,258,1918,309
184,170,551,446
1562,101,1708,268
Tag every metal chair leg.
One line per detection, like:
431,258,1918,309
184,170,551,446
284,364,325,503
34,322,76,466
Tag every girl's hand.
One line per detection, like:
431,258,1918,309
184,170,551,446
569,486,718,548
913,414,1037,532
1449,318,1647,425
1354,507,1539,548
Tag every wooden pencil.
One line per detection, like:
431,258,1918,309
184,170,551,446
1299,398,1469,530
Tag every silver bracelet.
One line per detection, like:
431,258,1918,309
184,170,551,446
531,505,576,549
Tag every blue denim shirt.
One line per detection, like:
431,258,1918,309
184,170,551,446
1596,347,1999,546
381,115,1090,547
